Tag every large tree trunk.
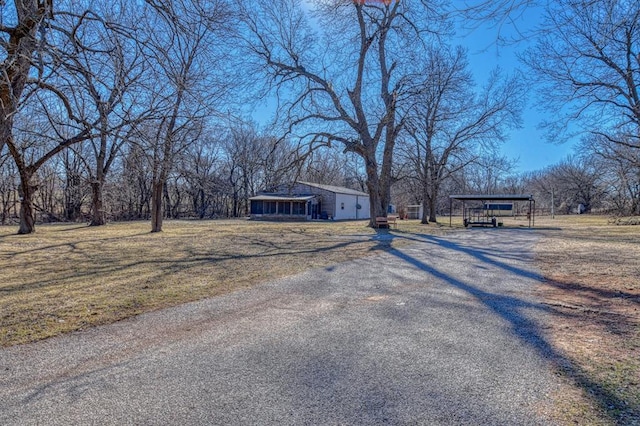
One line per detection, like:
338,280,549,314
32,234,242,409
0,2,48,154
89,181,106,226
0,2,48,234
365,125,396,227
149,144,171,232
427,197,438,223
421,186,430,225
18,198,36,235
365,162,394,227
150,91,182,232
150,182,164,233
428,183,438,223
17,176,36,235
364,155,387,227
90,111,109,226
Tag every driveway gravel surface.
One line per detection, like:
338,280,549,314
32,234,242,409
1,229,562,425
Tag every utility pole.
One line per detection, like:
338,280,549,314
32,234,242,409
551,188,555,219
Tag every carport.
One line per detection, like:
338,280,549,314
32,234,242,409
449,194,536,228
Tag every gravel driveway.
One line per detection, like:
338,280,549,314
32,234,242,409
0,229,562,425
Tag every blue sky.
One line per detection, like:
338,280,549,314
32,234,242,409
454,6,575,173
254,2,576,175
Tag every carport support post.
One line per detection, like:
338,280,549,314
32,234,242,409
462,201,466,225
527,199,535,228
533,200,535,227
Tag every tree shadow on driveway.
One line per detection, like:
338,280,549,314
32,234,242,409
387,230,628,424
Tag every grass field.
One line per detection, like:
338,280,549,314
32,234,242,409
0,219,452,347
1,215,638,424
532,215,640,425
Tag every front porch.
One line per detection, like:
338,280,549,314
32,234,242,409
249,194,319,220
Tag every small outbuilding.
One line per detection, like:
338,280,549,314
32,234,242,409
249,181,370,221
406,205,423,220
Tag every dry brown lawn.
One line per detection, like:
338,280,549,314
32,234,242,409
0,219,451,347
1,215,638,424
533,215,640,425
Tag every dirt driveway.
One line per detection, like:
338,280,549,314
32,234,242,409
0,229,564,425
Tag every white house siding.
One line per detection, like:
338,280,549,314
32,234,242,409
334,193,359,220
271,181,371,220
360,195,371,219
333,193,370,220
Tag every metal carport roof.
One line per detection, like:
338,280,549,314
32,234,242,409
449,194,534,201
448,194,536,227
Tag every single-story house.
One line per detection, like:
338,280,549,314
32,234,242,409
249,181,370,221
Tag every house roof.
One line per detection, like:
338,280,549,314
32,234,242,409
297,181,369,197
249,194,317,202
449,194,534,201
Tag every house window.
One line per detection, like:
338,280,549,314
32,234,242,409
264,201,277,214
279,202,291,215
250,200,263,215
292,202,305,215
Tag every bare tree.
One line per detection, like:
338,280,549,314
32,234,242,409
0,1,53,154
7,85,98,233
299,148,360,188
60,147,88,221
0,147,18,223
0,1,58,233
46,2,149,226
114,142,152,220
462,152,518,195
401,44,522,223
522,0,640,151
581,134,640,215
141,0,233,232
4,1,150,233
239,0,448,226
222,121,265,217
177,131,224,218
530,156,606,214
